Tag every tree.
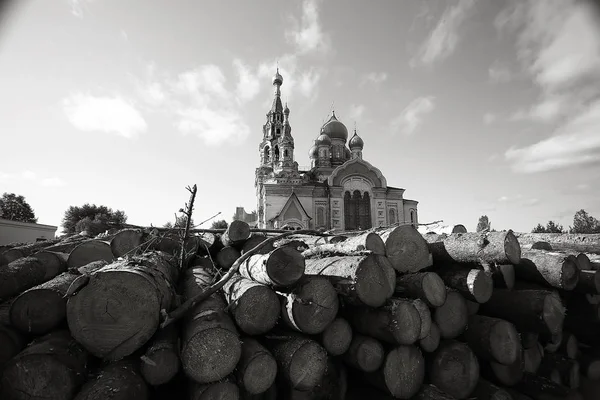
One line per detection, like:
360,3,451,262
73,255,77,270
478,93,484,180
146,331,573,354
62,204,127,235
163,215,194,229
531,220,564,233
570,209,600,234
211,220,228,229
0,193,37,223
476,215,491,232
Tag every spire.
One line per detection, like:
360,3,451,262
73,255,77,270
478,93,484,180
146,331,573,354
270,67,284,113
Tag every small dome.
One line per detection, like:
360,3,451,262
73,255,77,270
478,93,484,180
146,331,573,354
316,133,331,146
272,69,283,86
284,103,290,115
349,131,364,149
322,111,348,142
308,144,318,159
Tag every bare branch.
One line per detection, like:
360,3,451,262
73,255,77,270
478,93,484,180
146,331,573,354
179,184,197,270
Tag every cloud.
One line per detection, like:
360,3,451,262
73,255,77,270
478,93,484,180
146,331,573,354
42,177,67,187
233,59,260,103
285,0,329,54
69,0,94,18
0,171,66,187
575,183,590,191
483,113,496,125
391,96,436,135
298,69,321,98
505,99,600,173
523,198,540,206
348,104,366,121
500,0,600,173
63,94,147,138
362,72,388,85
257,55,323,104
410,0,477,67
488,61,512,83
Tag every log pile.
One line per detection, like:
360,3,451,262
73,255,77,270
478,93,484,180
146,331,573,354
0,223,600,399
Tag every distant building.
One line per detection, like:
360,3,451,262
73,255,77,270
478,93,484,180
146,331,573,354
234,207,258,226
239,69,419,231
0,218,57,245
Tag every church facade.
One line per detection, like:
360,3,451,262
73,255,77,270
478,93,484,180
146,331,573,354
251,70,419,231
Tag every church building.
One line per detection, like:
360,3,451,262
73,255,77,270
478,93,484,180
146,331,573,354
252,69,419,231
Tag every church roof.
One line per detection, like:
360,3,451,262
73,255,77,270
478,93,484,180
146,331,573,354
268,192,312,222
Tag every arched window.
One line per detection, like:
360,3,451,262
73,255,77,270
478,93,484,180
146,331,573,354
264,146,270,162
274,146,280,161
410,210,416,226
389,209,396,225
283,149,289,158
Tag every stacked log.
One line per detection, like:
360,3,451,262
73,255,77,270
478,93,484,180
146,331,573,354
1,223,600,399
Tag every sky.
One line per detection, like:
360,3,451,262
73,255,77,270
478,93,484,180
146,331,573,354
1,0,599,234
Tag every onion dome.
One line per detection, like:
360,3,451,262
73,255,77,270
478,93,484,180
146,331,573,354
272,69,283,86
322,111,348,142
349,131,364,150
309,143,318,159
316,133,332,146
284,102,290,115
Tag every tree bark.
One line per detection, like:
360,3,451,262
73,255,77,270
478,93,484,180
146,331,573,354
412,298,432,340
236,338,277,395
66,251,179,360
67,240,114,270
180,266,241,384
433,290,468,339
347,297,421,345
363,345,425,399
10,271,78,334
303,254,394,307
517,250,580,290
420,321,441,353
0,237,64,265
32,250,69,277
74,359,148,400
221,220,251,247
239,247,305,287
463,315,521,365
342,334,385,372
216,246,242,270
320,317,352,356
301,231,386,257
395,272,447,308
478,289,565,335
140,324,180,386
435,265,494,303
424,231,521,267
428,340,479,399
0,256,64,301
264,335,328,392
377,225,432,272
0,330,88,400
532,241,553,251
471,378,512,400
0,324,25,367
280,276,339,334
514,233,600,255
222,274,280,335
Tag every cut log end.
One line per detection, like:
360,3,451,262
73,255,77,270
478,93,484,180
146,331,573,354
429,340,480,399
287,340,328,391
283,277,339,334
266,247,305,287
182,327,241,384
489,320,521,365
467,269,494,303
543,292,566,336
240,351,277,395
532,241,553,251
380,225,432,273
434,291,468,339
380,345,425,399
321,317,352,356
190,381,240,400
355,256,395,307
232,285,280,336
140,349,180,386
505,231,522,265
561,257,580,291
10,289,66,335
419,322,440,353
422,272,447,308
345,335,385,372
67,270,161,360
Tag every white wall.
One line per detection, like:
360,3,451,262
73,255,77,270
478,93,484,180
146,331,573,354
0,218,57,245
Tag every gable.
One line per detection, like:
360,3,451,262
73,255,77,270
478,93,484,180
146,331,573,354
328,158,386,188
283,201,302,220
